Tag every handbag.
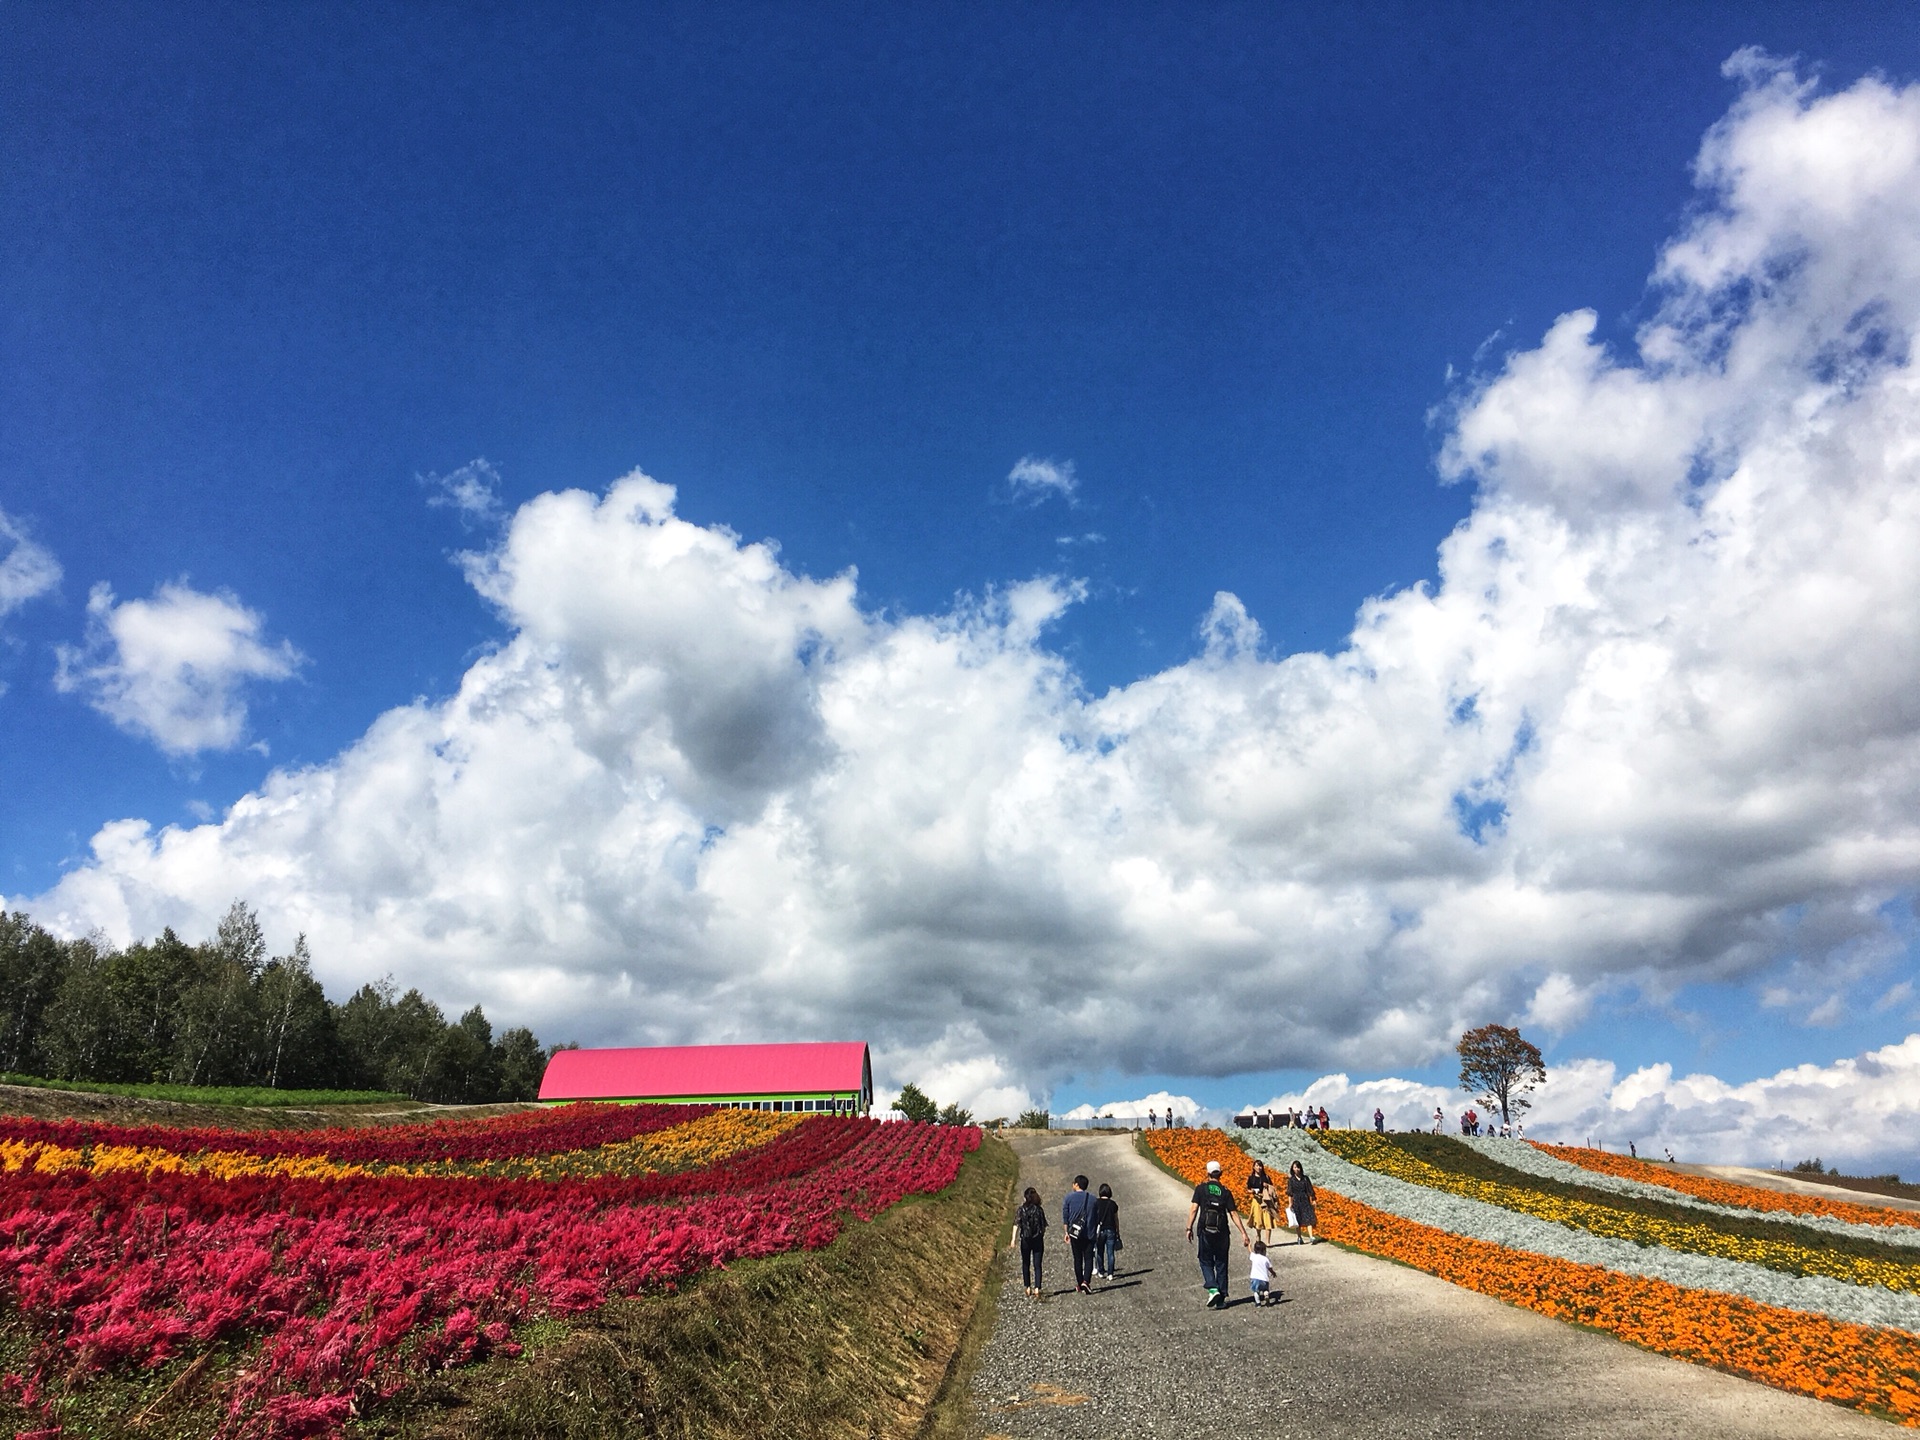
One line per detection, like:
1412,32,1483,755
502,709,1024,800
1285,1206,1297,1229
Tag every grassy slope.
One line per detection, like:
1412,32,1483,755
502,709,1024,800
0,1072,406,1105
361,1133,1019,1440
0,1081,528,1131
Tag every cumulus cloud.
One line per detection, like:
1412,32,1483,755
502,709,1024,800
0,506,60,621
15,58,1920,1108
1006,455,1077,505
422,458,505,528
1520,1035,1920,1173
53,582,303,757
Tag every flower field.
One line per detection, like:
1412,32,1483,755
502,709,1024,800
1546,1142,1920,1231
0,1105,978,1438
1318,1130,1920,1293
1145,1126,1920,1424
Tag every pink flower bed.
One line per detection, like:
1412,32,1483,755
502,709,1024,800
0,1112,978,1438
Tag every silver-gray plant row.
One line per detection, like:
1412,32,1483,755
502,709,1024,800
1457,1134,1920,1253
1238,1129,1920,1335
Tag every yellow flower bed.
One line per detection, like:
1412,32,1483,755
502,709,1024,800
0,1109,801,1185
1320,1131,1920,1294
399,1107,803,1180
0,1137,374,1181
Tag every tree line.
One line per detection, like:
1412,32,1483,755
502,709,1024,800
0,902,565,1103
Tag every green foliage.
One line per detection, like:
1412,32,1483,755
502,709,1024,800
1792,1157,1829,1174
0,1073,404,1105
936,1101,974,1127
1015,1107,1050,1130
1455,1022,1546,1123
890,1082,939,1123
0,904,567,1106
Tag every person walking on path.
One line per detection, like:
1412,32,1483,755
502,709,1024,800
1186,1158,1252,1308
1248,1240,1276,1306
1092,1182,1121,1280
1062,1174,1099,1293
1287,1159,1320,1245
1374,1107,1385,1133
1244,1159,1280,1246
1012,1186,1048,1298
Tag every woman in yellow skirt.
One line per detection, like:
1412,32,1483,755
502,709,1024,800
1245,1158,1281,1245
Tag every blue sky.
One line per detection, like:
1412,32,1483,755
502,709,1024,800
7,5,1920,1158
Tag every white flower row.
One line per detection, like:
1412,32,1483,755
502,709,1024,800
1459,1135,1920,1252
1239,1128,1920,1334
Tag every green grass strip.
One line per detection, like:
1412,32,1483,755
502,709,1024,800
0,1073,408,1107
1321,1130,1920,1291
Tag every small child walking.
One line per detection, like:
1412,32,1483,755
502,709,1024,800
1248,1241,1275,1306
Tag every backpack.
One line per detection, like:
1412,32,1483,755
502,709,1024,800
1017,1204,1047,1242
1197,1183,1229,1235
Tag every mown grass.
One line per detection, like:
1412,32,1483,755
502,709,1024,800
360,1133,1019,1440
0,1071,407,1106
1344,1132,1920,1274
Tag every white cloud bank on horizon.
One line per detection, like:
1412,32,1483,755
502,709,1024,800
1222,1033,1920,1173
53,581,303,757
11,55,1920,1120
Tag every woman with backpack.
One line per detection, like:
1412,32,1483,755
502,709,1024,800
1092,1182,1121,1281
1011,1187,1048,1298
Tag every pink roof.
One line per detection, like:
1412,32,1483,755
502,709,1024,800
538,1041,871,1102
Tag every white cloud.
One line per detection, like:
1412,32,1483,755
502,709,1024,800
0,506,60,620
1523,973,1593,1034
15,58,1920,1115
53,582,303,757
1006,455,1077,505
422,458,505,527
1240,1074,1460,1135
1522,1036,1920,1174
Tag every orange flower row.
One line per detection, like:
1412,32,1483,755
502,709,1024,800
1146,1129,1920,1425
1542,1144,1920,1231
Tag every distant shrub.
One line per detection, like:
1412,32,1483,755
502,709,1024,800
1016,1108,1049,1130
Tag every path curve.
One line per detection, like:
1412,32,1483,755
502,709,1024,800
968,1130,1899,1438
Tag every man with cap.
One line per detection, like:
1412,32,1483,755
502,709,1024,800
1185,1158,1251,1308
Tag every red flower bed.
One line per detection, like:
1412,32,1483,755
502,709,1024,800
0,1115,977,1438
0,1099,703,1165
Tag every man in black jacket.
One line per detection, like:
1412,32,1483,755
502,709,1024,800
1185,1159,1251,1308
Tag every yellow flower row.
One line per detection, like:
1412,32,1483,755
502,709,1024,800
0,1137,375,1181
0,1109,802,1185
394,1108,803,1180
1320,1131,1920,1295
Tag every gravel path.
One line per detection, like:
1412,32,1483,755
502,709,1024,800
968,1131,1898,1439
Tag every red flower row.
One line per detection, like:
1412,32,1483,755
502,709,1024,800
0,1117,978,1439
0,1099,701,1165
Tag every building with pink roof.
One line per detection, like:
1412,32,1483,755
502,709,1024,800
537,1041,872,1115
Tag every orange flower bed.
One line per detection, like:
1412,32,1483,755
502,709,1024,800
1146,1129,1920,1424
1543,1144,1920,1231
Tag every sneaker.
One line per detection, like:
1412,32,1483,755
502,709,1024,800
1203,1289,1218,1308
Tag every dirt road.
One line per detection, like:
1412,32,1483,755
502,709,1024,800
968,1130,1896,1438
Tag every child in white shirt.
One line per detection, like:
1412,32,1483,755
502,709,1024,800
1248,1241,1274,1306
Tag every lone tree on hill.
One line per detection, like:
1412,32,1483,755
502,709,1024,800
1457,1023,1546,1124
890,1082,938,1123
